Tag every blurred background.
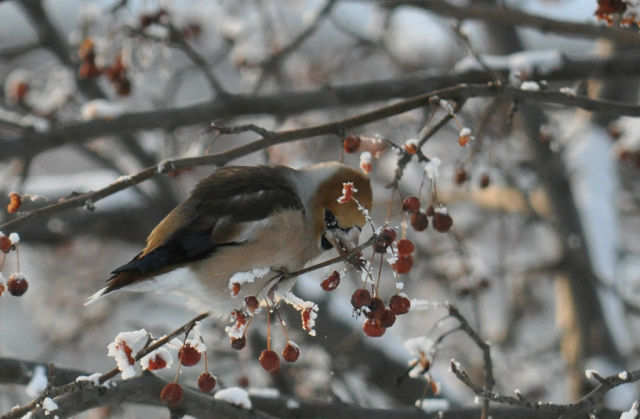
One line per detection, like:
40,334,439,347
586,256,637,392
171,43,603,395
1,0,640,417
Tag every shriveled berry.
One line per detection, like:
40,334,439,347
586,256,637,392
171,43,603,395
231,336,246,350
343,135,361,153
392,256,413,274
282,342,300,362
410,212,429,232
245,296,259,312
7,192,21,214
396,239,415,256
198,372,216,393
160,382,183,406
321,271,340,291
363,319,385,337
7,274,28,297
402,196,420,213
389,294,411,315
259,349,280,373
179,344,201,366
433,212,453,232
351,288,371,309
479,174,490,189
454,168,468,185
380,309,396,328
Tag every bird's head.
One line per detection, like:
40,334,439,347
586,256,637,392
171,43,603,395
304,162,373,252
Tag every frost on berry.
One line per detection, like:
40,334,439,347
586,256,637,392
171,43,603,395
160,382,183,406
259,349,280,373
343,135,361,153
337,182,358,204
7,193,21,214
282,341,300,362
360,151,373,174
245,296,259,312
226,310,249,346
231,282,241,296
321,271,340,291
402,196,420,213
281,292,319,336
433,208,453,233
404,139,418,155
7,273,28,296
363,319,385,337
179,343,202,366
198,372,217,393
458,128,474,147
351,288,372,309
374,228,396,253
389,294,411,315
107,329,149,379
410,212,429,232
405,336,435,378
140,347,173,371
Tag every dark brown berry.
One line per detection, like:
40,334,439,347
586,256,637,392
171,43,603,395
245,296,259,312
454,168,468,185
367,297,386,319
198,372,216,392
7,192,21,214
259,349,280,373
363,319,386,337
321,271,340,291
381,228,397,244
160,382,183,406
231,336,246,350
379,309,396,328
0,236,12,253
392,255,413,274
373,236,390,253
425,205,435,217
402,196,420,213
179,344,201,366
343,135,361,153
410,212,429,232
389,295,411,315
7,274,27,296
396,239,415,256
433,212,453,232
351,288,371,309
479,174,490,189
282,342,300,362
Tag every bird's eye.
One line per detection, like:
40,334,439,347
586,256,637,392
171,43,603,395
324,209,338,229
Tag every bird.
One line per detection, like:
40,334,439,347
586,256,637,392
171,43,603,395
86,161,372,317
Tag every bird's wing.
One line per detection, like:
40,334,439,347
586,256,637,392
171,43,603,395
103,166,303,294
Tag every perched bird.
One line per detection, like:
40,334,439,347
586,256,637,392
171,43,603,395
87,161,372,317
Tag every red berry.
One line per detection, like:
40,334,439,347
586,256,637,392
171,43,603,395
7,274,28,296
282,342,300,362
351,288,372,309
410,212,429,231
381,228,397,244
7,192,21,214
396,239,415,256
245,296,259,312
392,255,413,274
433,212,453,232
0,236,12,253
402,196,420,213
179,344,201,366
389,295,411,315
146,354,167,370
343,135,361,153
259,349,280,373
380,309,396,328
231,336,246,350
363,319,385,337
198,372,216,393
160,382,183,406
321,271,340,291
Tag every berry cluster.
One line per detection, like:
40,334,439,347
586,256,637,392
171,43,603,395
0,228,27,299
402,197,453,234
77,39,131,96
351,287,411,337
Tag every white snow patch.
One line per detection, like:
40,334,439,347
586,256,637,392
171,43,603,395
42,397,58,412
214,387,252,409
26,366,48,398
424,157,441,180
81,100,124,120
619,371,630,381
248,388,280,398
520,81,540,91
140,347,173,371
75,373,102,385
106,329,149,379
415,398,450,412
9,233,20,244
620,401,640,419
